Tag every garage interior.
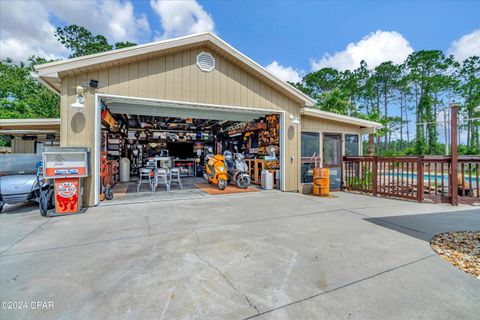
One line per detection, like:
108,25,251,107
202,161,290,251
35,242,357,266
98,97,282,201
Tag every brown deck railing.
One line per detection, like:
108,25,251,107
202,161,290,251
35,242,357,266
343,156,480,205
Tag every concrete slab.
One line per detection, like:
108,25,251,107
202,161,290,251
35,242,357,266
0,192,479,319
255,254,480,320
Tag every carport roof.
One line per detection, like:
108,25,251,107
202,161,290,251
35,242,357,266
0,118,60,132
35,32,315,107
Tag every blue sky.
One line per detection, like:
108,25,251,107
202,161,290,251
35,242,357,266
1,0,479,80
1,0,478,142
200,0,480,71
135,0,479,79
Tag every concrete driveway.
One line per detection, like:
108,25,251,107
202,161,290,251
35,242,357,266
0,192,479,319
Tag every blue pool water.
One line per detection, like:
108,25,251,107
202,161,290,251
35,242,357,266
387,172,478,188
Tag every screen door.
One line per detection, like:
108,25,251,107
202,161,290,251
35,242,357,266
323,134,342,190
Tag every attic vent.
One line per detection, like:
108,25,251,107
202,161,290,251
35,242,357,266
196,52,215,72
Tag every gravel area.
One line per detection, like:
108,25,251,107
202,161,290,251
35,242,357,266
431,231,480,279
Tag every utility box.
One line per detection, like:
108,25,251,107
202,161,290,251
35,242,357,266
119,158,130,182
42,147,90,216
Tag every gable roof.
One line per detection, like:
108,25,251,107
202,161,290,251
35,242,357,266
35,32,315,107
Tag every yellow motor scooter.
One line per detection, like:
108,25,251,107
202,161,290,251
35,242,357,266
204,154,228,190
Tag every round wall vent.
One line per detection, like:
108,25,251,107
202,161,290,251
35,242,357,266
196,52,215,72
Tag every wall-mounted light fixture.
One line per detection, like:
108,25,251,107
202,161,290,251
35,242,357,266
289,114,300,125
71,86,85,109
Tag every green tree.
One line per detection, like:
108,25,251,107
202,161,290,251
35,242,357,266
415,92,430,155
55,25,112,57
318,88,353,115
0,58,60,146
397,64,413,148
0,58,60,119
297,67,341,101
114,41,137,49
1,25,139,147
457,56,480,153
405,50,457,154
372,61,401,149
54,25,136,58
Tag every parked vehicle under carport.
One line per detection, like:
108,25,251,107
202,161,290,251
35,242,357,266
0,154,54,215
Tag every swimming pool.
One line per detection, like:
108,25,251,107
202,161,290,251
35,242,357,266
386,172,478,188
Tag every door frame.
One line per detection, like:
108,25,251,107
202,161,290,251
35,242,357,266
322,132,343,190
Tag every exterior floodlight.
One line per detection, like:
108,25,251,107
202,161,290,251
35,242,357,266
89,79,99,88
71,86,85,108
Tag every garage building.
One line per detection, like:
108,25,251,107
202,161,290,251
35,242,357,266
35,33,381,206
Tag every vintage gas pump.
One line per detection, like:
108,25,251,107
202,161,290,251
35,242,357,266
42,147,90,216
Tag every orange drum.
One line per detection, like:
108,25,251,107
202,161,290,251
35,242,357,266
312,168,330,196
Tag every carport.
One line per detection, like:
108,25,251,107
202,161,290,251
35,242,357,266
0,118,60,153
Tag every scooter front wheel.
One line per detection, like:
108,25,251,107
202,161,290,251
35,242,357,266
237,175,251,189
218,179,228,190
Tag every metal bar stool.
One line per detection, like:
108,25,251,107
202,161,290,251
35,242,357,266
137,167,153,192
169,167,183,190
153,168,170,192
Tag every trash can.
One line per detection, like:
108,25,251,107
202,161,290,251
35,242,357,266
119,158,130,182
261,170,273,190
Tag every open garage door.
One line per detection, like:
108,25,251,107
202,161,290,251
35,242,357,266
104,96,269,122
94,94,285,205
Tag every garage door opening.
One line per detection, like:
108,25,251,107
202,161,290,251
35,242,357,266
94,95,284,204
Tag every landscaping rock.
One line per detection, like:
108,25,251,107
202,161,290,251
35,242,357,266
430,231,480,279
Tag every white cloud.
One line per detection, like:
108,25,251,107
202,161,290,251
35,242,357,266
448,29,480,62
0,0,150,62
311,30,414,71
47,0,150,43
0,0,69,61
266,61,302,83
150,0,215,39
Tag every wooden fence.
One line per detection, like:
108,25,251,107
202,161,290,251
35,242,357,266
343,156,480,205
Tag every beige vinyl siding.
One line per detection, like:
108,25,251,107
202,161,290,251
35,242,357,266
61,46,303,205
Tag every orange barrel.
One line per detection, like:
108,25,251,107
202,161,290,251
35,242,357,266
312,168,330,196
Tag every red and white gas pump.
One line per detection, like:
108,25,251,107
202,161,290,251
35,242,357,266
42,147,90,216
